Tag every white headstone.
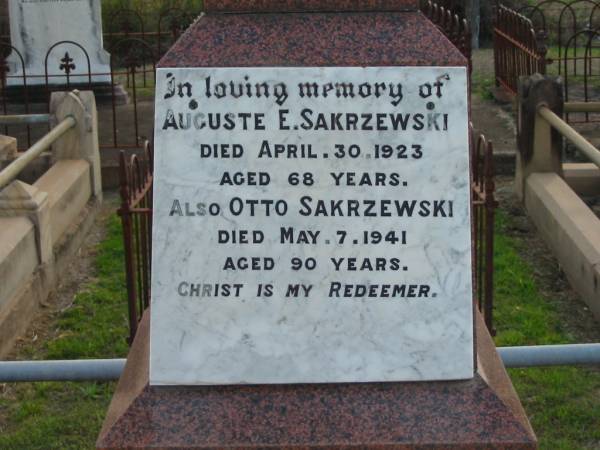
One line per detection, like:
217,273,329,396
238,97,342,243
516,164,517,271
150,66,474,386
6,0,111,85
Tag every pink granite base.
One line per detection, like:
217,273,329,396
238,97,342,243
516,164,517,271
158,11,465,68
203,0,419,13
103,4,537,448
96,312,536,449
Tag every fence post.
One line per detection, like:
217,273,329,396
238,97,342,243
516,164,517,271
0,180,52,264
0,135,17,163
516,74,563,201
483,140,496,334
118,151,139,345
49,90,102,201
535,30,548,75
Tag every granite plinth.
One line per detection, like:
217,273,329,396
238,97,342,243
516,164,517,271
158,11,465,68
204,0,418,13
97,312,537,449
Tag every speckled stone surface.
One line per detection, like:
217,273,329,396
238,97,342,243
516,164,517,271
204,0,418,13
158,12,466,68
97,312,536,449
102,6,534,449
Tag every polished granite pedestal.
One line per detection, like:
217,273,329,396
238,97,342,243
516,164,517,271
97,2,537,447
96,311,537,449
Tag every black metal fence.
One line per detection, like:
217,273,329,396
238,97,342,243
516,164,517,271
495,1,600,122
471,125,498,334
516,0,600,75
493,5,548,95
103,8,197,62
421,0,473,72
0,10,198,152
118,141,153,344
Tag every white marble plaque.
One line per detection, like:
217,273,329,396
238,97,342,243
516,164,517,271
6,0,111,85
150,66,473,385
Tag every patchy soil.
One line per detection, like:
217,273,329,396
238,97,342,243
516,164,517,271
470,49,519,174
3,193,120,361
471,95,517,150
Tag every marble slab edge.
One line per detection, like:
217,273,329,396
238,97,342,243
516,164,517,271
158,11,466,68
203,0,419,13
96,310,537,449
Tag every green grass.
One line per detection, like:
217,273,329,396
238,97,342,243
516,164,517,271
544,46,600,91
112,68,156,101
102,0,203,30
0,214,129,450
493,211,600,450
546,45,600,61
471,73,495,101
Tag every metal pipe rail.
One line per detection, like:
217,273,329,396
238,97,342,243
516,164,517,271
563,102,600,113
0,113,50,125
0,115,76,190
0,344,599,382
0,359,125,382
538,105,600,169
498,343,600,368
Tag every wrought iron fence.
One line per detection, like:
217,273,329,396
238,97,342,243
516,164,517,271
118,141,153,344
493,4,548,95
0,10,197,152
421,0,472,72
494,1,600,122
516,0,600,77
561,27,600,123
0,39,157,151
118,131,498,342
104,7,196,60
471,124,498,334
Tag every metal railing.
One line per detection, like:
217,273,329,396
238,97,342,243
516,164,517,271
538,102,600,168
421,0,472,72
0,8,198,153
495,2,600,124
471,124,498,333
498,343,600,368
1,343,599,382
118,141,153,344
0,359,125,382
493,4,547,95
0,114,50,125
516,0,600,78
0,114,75,190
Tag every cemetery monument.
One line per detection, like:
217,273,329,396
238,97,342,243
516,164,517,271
97,1,538,448
5,0,126,102
6,0,109,84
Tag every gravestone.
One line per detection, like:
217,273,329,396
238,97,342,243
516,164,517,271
97,2,538,448
150,66,473,385
5,0,112,88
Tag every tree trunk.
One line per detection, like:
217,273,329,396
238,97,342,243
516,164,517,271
466,0,480,49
